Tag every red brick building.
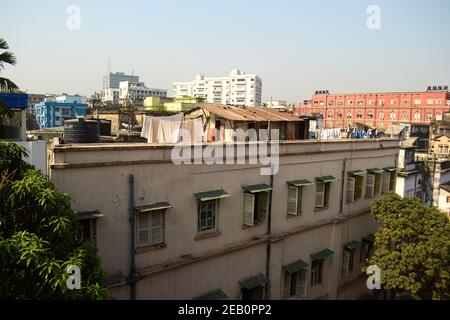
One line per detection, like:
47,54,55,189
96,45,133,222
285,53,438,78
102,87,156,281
294,86,450,130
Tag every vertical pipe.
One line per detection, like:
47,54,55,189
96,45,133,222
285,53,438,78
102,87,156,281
265,163,274,300
128,174,138,300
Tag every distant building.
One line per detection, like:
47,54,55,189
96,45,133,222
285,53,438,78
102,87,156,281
33,95,88,128
265,100,288,108
295,86,450,130
143,96,200,113
103,72,139,90
27,93,46,106
186,103,308,142
119,81,167,105
173,69,262,107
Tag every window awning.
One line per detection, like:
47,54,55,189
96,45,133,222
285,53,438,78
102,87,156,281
367,168,384,174
194,189,230,202
348,170,365,177
311,248,334,260
283,259,309,274
239,273,268,290
383,167,397,172
194,289,228,300
136,202,173,213
363,233,375,243
242,184,273,194
76,210,104,220
344,240,361,250
315,176,337,183
287,179,314,187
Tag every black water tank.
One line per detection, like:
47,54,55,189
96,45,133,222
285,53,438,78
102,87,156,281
99,119,112,136
64,118,100,143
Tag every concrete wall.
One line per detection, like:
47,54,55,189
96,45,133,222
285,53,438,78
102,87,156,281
15,140,47,175
49,138,399,300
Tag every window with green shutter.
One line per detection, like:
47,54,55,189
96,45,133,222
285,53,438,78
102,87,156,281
242,184,271,227
315,177,335,208
287,186,303,215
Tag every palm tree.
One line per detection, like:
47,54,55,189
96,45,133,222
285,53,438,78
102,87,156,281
0,38,19,118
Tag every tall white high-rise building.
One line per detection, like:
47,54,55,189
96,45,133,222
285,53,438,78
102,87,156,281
173,69,262,107
103,72,139,89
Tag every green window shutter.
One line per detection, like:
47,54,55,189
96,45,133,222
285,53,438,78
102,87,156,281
243,193,255,226
366,174,375,198
315,182,325,208
347,177,355,202
287,186,298,215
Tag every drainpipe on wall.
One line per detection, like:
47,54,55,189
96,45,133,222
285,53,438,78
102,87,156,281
128,174,139,300
265,163,274,300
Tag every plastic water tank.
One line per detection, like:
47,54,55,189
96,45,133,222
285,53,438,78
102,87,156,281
64,118,100,143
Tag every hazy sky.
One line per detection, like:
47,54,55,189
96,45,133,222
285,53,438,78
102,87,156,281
1,0,449,102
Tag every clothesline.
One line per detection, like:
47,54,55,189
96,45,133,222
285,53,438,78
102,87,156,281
141,114,204,143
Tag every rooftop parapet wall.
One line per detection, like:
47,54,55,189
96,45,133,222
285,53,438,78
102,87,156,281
50,138,400,170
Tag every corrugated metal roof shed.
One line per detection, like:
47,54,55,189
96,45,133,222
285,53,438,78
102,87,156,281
197,103,302,122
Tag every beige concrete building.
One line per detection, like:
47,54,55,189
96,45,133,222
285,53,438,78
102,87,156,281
49,138,399,300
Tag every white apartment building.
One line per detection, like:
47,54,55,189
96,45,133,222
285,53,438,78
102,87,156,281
173,69,262,107
119,81,167,104
49,138,399,300
103,88,120,104
55,94,87,104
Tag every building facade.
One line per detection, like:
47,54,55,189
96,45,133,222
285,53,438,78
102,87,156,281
33,95,87,128
295,87,450,131
49,138,399,300
395,145,425,202
173,69,262,107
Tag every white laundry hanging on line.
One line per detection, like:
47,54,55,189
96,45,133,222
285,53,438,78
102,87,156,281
156,113,183,143
180,118,204,142
142,113,183,143
140,115,151,139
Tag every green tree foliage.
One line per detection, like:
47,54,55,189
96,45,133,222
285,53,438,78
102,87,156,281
0,141,110,299
369,193,450,299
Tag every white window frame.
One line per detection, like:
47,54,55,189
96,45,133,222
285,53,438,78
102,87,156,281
283,269,307,299
287,186,303,216
198,199,218,233
243,191,269,226
366,174,375,198
310,260,323,287
342,249,354,278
